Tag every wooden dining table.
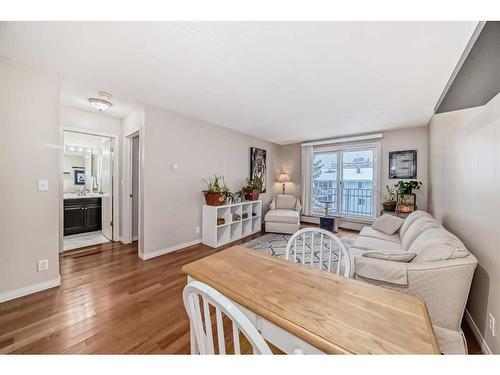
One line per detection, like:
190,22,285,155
182,245,440,354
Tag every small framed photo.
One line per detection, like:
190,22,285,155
74,170,86,185
389,150,417,179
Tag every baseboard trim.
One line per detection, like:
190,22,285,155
0,276,61,304
465,309,493,354
139,239,202,260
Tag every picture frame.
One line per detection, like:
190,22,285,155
74,169,86,185
389,150,417,179
249,147,267,193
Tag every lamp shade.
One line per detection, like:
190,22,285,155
278,173,290,183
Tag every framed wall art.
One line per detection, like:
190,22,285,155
249,147,267,192
389,150,417,179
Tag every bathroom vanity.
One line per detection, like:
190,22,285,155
63,195,102,235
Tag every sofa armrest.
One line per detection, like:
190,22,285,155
355,255,478,330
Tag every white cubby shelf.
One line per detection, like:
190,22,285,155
202,200,262,248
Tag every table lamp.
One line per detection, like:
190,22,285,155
278,173,290,194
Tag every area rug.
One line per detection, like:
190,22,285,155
242,233,354,270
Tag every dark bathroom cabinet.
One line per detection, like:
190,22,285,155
63,198,102,236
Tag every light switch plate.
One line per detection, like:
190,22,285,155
171,164,178,171
38,180,49,191
37,259,49,272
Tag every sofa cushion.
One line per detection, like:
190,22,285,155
359,227,401,243
363,251,416,262
352,236,404,252
409,228,469,263
372,214,404,235
275,194,297,210
399,210,432,239
401,216,442,250
264,209,299,224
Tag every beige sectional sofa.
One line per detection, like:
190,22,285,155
351,210,478,354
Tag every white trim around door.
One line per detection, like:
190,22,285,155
122,130,142,255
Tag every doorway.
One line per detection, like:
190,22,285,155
62,130,115,251
122,132,141,248
131,135,139,241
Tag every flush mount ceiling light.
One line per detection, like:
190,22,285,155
88,91,113,112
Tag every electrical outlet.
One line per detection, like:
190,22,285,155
195,226,200,234
37,259,49,272
488,313,496,337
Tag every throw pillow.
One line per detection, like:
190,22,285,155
372,214,404,235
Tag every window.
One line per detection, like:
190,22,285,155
311,146,377,218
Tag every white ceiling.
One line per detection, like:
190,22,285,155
0,22,477,144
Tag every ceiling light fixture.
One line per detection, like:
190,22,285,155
88,91,113,112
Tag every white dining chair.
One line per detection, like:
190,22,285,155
183,280,272,355
285,228,352,277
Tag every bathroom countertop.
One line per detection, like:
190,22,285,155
63,193,109,200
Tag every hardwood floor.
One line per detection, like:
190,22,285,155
0,227,481,354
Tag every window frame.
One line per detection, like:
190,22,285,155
311,141,381,221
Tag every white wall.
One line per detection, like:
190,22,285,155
429,92,500,354
0,58,61,299
141,104,281,257
279,126,429,214
60,106,122,135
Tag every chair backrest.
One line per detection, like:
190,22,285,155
183,281,272,355
285,228,352,277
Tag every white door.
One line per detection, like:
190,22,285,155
101,137,114,240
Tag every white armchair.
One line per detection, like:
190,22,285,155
264,194,302,234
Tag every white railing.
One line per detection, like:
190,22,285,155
312,187,373,217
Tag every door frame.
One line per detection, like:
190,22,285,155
59,126,120,253
311,141,381,221
122,130,141,251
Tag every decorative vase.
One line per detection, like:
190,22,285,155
204,192,225,206
244,188,260,201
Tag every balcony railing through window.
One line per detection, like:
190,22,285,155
312,186,373,217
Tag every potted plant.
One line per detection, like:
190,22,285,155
382,185,397,212
242,176,263,201
394,180,422,195
394,180,422,212
202,175,230,206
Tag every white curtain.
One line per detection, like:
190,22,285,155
301,145,313,216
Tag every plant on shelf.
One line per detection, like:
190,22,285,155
394,180,422,213
382,185,397,212
394,180,422,195
202,175,230,206
242,176,263,201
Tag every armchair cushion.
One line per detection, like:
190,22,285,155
275,194,297,210
372,214,404,235
264,209,299,224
